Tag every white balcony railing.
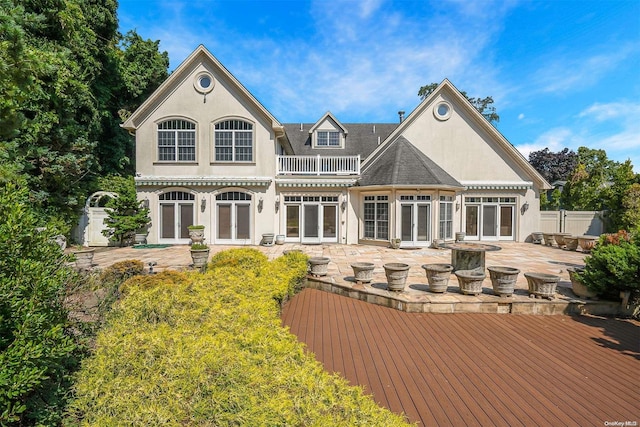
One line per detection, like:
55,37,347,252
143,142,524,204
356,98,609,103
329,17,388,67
276,155,360,175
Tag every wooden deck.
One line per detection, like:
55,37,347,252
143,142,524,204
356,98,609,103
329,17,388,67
281,288,640,426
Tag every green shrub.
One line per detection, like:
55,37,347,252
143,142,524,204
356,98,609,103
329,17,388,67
100,259,145,282
581,230,640,299
69,250,409,426
0,183,77,425
208,247,269,270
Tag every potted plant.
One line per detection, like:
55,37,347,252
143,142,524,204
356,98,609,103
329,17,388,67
190,242,210,270
487,266,520,297
188,225,205,244
308,257,330,277
100,175,151,247
351,262,375,284
422,263,453,293
71,246,95,271
383,263,410,291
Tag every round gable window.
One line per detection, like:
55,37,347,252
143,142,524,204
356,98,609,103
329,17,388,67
194,72,214,94
434,101,452,121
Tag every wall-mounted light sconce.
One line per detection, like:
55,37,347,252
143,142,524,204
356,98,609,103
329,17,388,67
142,197,150,209
455,201,460,211
201,197,206,212
258,197,263,213
275,196,280,212
341,200,347,212
521,201,529,215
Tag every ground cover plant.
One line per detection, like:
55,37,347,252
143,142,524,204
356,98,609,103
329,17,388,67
69,248,411,426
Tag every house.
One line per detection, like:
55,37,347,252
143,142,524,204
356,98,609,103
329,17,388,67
122,45,550,247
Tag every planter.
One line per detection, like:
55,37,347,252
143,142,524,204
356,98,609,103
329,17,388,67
524,272,560,299
578,236,598,253
73,249,95,271
275,234,285,245
432,239,444,249
531,232,543,244
455,232,466,242
390,239,401,249
488,266,520,297
422,263,453,293
190,248,210,270
542,233,556,246
455,269,485,296
383,263,410,292
568,267,598,299
134,233,148,245
188,226,205,244
553,233,572,248
351,262,375,284
564,236,579,251
308,257,330,277
262,233,275,246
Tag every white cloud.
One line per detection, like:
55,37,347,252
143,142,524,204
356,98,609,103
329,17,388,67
518,113,525,120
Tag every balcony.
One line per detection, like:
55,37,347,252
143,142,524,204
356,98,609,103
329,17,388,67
276,155,360,175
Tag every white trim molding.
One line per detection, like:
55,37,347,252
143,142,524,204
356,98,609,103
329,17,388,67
135,176,272,187
460,181,533,190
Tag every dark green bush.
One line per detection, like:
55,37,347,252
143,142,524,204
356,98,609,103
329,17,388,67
0,183,76,425
69,250,409,426
581,231,640,299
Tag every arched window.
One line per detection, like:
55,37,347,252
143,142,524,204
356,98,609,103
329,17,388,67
214,119,253,162
157,119,196,162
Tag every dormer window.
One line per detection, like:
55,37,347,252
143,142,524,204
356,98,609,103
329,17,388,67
317,131,340,147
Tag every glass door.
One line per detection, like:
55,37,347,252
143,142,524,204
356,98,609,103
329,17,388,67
465,205,479,240
322,205,338,241
159,201,193,242
482,205,498,240
302,204,320,243
500,206,514,239
400,202,431,246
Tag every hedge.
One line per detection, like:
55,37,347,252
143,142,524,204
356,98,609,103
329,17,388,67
68,248,411,426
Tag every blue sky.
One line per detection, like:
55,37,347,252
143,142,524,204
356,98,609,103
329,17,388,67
118,0,640,168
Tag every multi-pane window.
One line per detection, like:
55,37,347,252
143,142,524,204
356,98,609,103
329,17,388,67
158,120,196,161
364,195,389,240
214,120,253,162
317,131,340,146
439,195,453,239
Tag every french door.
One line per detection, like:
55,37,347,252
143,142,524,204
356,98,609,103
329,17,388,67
214,191,251,244
159,191,195,243
284,195,338,243
400,202,431,246
464,197,515,241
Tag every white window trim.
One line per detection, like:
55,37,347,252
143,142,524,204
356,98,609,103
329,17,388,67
156,118,197,163
313,130,343,148
213,119,255,163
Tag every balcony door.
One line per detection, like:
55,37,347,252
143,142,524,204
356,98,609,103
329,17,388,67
400,195,431,247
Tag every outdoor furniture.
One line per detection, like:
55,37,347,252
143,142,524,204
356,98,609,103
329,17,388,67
442,242,502,272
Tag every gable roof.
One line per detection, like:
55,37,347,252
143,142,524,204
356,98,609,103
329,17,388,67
308,111,349,135
362,79,551,190
121,45,288,147
283,123,397,158
359,136,463,189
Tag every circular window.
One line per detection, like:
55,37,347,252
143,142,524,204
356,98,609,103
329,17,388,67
194,72,214,94
434,101,452,120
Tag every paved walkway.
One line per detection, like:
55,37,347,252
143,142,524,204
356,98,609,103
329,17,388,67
87,241,586,286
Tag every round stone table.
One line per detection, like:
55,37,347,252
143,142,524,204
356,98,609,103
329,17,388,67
442,242,502,272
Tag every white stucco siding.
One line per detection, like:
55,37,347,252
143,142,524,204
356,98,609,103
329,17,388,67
401,93,530,184
134,62,277,179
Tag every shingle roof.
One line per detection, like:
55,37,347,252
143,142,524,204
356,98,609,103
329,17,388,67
359,136,463,188
282,123,398,159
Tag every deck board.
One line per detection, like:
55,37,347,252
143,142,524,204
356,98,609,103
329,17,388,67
281,289,640,426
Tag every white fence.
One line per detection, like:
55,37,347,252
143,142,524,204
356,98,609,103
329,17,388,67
276,155,360,175
540,210,604,236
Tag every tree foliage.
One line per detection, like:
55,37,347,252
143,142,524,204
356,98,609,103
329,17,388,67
528,148,577,183
0,182,76,425
0,0,168,230
418,82,499,124
99,175,150,246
